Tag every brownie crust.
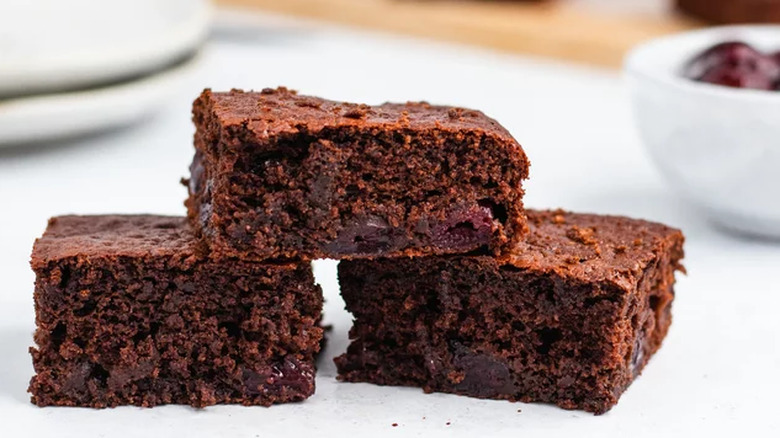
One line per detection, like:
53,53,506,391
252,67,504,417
186,87,529,261
29,215,323,408
335,210,685,414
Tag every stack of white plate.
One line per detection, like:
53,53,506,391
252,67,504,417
0,0,211,146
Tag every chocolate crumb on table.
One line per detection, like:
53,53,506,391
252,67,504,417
186,87,529,261
335,209,685,414
29,215,323,408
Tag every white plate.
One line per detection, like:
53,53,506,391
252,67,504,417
0,0,210,97
0,54,200,146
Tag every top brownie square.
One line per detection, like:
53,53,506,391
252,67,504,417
186,88,529,261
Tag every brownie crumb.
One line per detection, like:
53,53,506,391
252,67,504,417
294,99,322,109
447,108,463,119
563,255,580,264
260,86,296,95
343,104,370,119
566,225,597,246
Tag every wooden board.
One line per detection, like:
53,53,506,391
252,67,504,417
215,0,701,68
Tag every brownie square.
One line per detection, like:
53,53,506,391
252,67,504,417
186,87,529,261
29,215,323,408
335,210,685,414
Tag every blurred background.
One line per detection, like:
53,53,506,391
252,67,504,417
0,0,756,147
3,0,778,251
1,0,779,436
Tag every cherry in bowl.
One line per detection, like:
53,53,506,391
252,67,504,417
683,41,780,91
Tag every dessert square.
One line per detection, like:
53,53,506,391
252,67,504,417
29,215,323,408
335,210,685,414
186,87,529,261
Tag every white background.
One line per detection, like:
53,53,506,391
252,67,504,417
1,10,778,437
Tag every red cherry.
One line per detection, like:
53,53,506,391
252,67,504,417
698,65,776,90
684,41,780,90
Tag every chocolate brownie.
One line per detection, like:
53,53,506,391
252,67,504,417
335,210,685,414
186,88,529,261
677,0,780,23
29,215,323,408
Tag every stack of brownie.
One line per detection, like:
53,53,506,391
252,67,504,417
29,87,685,414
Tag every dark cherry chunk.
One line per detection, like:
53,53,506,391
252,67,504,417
323,215,394,256
29,215,323,408
683,41,780,90
431,203,496,251
186,87,529,261
324,201,505,256
242,357,315,397
335,209,685,415
448,342,514,398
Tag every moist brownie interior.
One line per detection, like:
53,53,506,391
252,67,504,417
335,210,685,414
29,215,323,408
186,87,529,260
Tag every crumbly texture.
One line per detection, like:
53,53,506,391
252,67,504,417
185,87,529,261
29,215,323,408
335,209,685,415
677,0,780,23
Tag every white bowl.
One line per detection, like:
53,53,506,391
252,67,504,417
624,26,780,239
0,53,201,147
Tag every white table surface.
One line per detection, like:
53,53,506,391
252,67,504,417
1,10,778,437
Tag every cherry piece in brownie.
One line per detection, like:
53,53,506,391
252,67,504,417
335,210,685,414
29,215,323,408
186,88,529,261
